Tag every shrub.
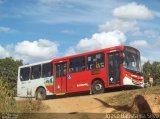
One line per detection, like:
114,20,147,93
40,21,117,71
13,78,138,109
0,78,18,112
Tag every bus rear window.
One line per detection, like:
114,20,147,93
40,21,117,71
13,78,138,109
20,67,30,81
42,63,52,78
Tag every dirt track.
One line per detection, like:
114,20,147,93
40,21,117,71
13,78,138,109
40,88,160,114
41,91,127,113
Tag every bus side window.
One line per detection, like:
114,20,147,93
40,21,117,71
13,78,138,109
87,53,104,70
31,65,41,79
42,63,52,78
20,67,30,81
97,53,104,68
69,56,85,73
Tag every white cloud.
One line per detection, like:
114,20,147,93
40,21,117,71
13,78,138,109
39,0,62,5
154,11,160,18
77,30,126,51
155,37,160,48
61,29,75,34
113,2,154,20
21,0,120,24
144,30,159,38
0,27,11,32
141,56,148,65
99,19,138,33
15,39,58,62
129,40,150,48
74,30,126,53
0,39,59,63
65,47,77,56
0,45,9,58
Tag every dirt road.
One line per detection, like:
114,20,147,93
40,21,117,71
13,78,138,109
41,87,160,114
15,87,160,119
41,91,124,113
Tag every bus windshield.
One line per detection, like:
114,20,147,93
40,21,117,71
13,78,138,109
123,47,142,73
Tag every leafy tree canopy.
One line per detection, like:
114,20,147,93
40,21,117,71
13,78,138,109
143,61,160,85
0,57,23,94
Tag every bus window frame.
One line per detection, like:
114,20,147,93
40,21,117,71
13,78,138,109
42,62,52,78
30,64,42,80
20,67,30,81
69,56,86,73
86,52,105,70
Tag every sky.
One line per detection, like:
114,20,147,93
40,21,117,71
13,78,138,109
0,0,160,64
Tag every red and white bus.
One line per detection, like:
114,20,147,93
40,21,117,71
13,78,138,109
17,45,144,100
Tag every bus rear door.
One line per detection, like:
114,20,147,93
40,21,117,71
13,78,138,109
55,62,67,94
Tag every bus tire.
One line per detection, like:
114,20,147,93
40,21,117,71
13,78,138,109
36,87,46,100
91,80,104,94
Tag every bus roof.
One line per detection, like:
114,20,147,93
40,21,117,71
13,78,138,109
19,60,52,68
19,45,138,67
52,45,125,63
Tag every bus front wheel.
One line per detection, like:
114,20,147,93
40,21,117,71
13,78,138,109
91,80,105,94
36,87,46,100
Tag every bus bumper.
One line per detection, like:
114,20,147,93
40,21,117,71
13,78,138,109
123,76,144,88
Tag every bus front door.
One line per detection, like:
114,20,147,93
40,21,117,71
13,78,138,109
55,62,67,94
108,52,121,86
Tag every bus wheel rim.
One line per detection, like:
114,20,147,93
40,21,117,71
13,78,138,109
37,91,43,99
95,84,102,91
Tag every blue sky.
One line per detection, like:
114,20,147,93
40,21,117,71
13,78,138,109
0,0,160,63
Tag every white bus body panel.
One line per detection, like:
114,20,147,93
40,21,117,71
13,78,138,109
17,60,54,98
17,78,54,97
123,76,144,88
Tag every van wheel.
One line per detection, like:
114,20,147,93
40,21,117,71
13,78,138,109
91,80,104,94
36,87,46,100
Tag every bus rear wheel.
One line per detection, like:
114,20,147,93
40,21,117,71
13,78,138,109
36,87,46,100
91,80,105,94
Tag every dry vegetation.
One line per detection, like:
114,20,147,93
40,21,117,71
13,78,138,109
0,79,17,113
0,79,44,113
98,86,160,115
106,86,160,105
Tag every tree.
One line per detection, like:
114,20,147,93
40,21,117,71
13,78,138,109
143,61,160,85
0,57,23,95
143,61,152,83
